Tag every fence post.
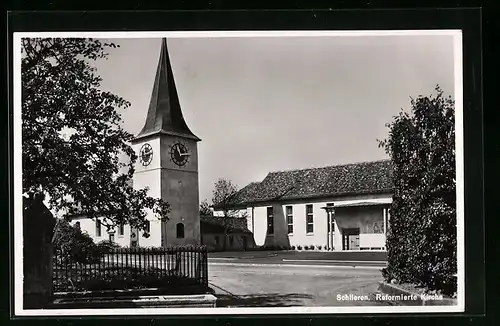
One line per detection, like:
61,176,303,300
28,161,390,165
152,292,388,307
202,246,208,289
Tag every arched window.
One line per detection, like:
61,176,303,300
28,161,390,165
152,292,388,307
176,223,185,239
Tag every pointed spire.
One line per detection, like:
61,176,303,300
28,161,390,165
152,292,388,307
135,38,200,142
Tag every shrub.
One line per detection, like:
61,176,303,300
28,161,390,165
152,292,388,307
297,245,302,250
291,245,296,250
379,86,457,296
53,219,100,264
316,245,322,251
96,240,121,253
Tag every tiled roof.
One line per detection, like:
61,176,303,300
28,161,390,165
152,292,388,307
224,182,262,207
223,159,393,206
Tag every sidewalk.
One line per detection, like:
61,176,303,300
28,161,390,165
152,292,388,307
208,250,387,267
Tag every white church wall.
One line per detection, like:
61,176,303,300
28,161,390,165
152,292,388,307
221,193,392,251
359,233,386,249
252,206,268,246
71,215,163,248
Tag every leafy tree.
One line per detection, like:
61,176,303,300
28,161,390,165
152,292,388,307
199,199,213,216
211,178,248,249
212,178,239,218
22,38,170,234
379,85,457,295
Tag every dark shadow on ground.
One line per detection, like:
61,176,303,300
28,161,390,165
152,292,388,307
44,286,215,309
216,293,314,307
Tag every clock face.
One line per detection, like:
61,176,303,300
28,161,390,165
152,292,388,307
170,142,190,166
139,143,153,166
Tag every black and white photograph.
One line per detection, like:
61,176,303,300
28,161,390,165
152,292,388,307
14,30,464,315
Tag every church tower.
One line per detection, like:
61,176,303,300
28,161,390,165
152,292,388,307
131,38,201,247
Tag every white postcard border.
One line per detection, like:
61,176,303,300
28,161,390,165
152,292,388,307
13,29,465,316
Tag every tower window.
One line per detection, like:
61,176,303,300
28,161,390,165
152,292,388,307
118,223,124,236
176,223,185,239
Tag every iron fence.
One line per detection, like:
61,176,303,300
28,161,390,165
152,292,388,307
53,246,208,293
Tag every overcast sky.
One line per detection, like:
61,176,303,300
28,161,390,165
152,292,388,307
93,35,456,204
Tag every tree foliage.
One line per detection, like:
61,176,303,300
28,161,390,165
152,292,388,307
52,218,101,264
199,199,213,216
379,86,457,295
212,178,239,217
22,38,170,231
212,178,249,249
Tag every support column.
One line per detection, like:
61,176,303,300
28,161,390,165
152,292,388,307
387,208,391,231
383,207,387,250
383,208,387,235
326,211,330,250
330,212,334,251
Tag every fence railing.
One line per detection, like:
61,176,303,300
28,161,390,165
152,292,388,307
53,246,208,293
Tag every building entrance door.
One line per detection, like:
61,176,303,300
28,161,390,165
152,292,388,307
342,228,360,250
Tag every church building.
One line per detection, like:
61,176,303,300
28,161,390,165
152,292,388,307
213,160,393,251
71,38,202,248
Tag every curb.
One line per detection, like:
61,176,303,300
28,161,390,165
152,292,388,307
50,294,217,309
209,262,384,270
282,259,386,264
377,282,457,306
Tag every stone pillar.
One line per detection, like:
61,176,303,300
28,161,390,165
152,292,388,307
23,196,56,309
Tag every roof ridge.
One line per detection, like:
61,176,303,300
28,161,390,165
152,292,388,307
269,159,391,174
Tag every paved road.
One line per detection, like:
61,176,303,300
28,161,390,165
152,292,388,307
208,263,393,307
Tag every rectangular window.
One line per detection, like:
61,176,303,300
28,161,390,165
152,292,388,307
229,235,234,246
95,219,101,237
118,223,124,236
286,206,293,234
327,203,334,233
109,233,115,242
145,221,150,233
306,204,314,234
215,236,220,245
267,207,274,235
